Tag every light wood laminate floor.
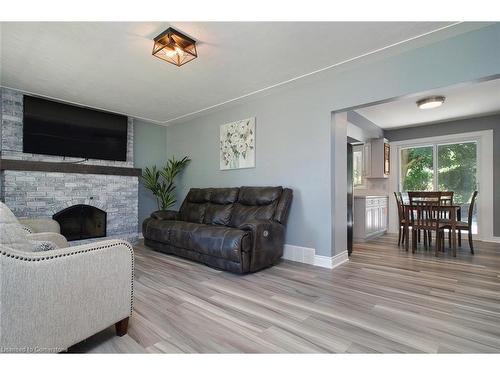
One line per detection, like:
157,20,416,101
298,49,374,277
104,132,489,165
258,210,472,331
70,235,500,353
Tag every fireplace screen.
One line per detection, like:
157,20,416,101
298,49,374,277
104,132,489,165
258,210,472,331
53,204,107,241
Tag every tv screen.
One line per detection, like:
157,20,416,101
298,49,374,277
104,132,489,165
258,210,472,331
23,96,128,161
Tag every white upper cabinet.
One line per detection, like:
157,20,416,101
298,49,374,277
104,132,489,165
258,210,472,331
364,138,390,179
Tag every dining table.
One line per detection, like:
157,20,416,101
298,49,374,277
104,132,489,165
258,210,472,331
402,202,462,257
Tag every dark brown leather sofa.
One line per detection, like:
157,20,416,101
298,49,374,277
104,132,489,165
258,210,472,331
142,186,293,273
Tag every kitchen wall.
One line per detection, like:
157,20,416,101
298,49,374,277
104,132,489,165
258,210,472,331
385,113,500,236
166,24,500,257
133,119,168,231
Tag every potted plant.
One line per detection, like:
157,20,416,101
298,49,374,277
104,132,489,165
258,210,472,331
141,156,191,210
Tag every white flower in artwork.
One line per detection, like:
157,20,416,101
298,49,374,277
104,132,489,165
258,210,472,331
220,117,255,170
230,132,240,145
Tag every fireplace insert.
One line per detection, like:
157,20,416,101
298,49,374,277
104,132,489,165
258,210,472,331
53,204,107,241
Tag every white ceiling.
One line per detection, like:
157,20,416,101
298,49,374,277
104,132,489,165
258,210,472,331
0,22,467,124
355,77,500,129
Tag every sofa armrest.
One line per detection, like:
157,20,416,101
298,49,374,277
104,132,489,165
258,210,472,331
18,218,61,234
238,220,285,272
0,239,134,352
151,210,179,221
27,232,69,249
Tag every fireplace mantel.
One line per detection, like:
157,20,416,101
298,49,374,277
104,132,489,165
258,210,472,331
0,159,142,177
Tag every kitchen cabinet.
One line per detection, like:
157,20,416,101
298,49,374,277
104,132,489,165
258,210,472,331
353,196,388,241
364,138,390,179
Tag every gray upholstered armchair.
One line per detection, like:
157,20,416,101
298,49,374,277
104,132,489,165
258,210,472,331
0,202,134,353
17,217,62,235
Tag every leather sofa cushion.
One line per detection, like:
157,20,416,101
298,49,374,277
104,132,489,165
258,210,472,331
204,203,233,226
186,188,211,203
202,187,239,225
180,188,212,223
238,186,283,206
180,202,206,223
145,219,249,263
164,221,202,249
230,202,277,228
210,187,239,204
151,210,178,221
189,225,250,262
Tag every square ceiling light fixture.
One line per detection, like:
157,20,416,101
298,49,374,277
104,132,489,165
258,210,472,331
152,27,198,67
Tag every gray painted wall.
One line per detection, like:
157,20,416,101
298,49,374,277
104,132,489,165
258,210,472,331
166,24,500,257
133,119,168,230
385,113,500,236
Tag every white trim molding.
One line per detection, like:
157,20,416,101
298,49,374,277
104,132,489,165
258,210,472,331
282,244,349,269
314,251,350,269
480,237,500,244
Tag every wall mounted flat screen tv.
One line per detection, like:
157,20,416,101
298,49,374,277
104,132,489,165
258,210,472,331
23,96,128,161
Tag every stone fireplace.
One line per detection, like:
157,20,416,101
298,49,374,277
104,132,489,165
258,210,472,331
0,87,140,244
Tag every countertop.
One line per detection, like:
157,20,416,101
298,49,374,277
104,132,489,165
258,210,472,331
353,194,388,199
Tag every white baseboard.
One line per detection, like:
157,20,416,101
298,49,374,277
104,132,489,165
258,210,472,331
282,244,316,264
478,236,500,243
283,244,349,269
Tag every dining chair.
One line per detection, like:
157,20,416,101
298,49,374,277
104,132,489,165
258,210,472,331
439,191,455,247
408,192,442,247
440,191,478,254
410,203,444,255
394,192,406,246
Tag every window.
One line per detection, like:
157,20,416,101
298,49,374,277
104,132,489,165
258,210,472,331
399,140,478,233
437,142,477,204
353,146,364,187
400,146,434,192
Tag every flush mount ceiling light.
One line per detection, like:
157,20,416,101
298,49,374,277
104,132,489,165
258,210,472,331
152,27,197,67
416,95,446,109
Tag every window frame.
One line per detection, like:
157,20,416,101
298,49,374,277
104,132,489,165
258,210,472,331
352,144,366,188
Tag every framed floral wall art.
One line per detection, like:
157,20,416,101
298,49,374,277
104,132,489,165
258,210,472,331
220,117,255,170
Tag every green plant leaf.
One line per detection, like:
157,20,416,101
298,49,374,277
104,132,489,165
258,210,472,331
140,156,191,210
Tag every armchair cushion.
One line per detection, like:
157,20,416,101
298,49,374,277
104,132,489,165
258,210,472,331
0,202,68,253
28,232,70,249
0,201,38,252
18,218,61,234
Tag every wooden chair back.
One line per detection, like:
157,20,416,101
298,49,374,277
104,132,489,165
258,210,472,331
467,191,478,228
408,191,442,206
408,193,442,223
394,192,404,225
440,191,454,206
410,204,447,231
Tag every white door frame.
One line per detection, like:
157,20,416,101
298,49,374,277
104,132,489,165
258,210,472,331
388,129,495,242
